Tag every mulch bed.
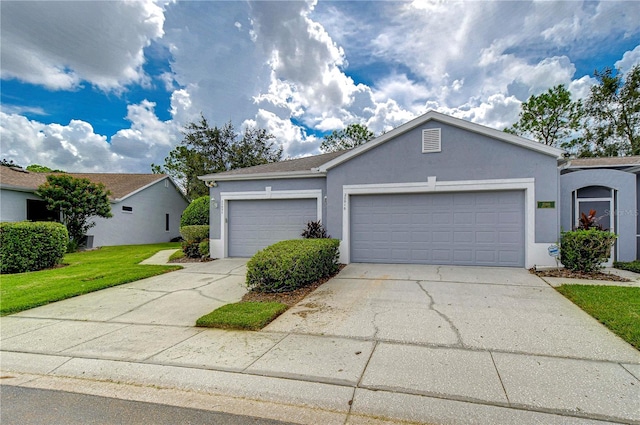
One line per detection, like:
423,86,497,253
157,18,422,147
241,264,345,307
530,267,630,282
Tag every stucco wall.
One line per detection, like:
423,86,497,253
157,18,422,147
0,189,42,222
89,179,188,246
560,169,636,262
325,121,560,245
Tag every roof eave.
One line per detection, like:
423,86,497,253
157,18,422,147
319,110,565,172
199,170,325,182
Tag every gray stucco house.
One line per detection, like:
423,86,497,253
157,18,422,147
0,167,189,247
202,111,575,268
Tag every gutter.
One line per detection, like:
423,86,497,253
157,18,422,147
198,169,326,183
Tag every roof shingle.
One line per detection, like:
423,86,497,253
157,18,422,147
0,166,169,201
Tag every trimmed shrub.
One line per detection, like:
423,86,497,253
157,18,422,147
179,225,209,242
246,238,340,293
180,196,210,227
180,225,209,258
0,221,68,273
560,229,617,273
198,240,210,257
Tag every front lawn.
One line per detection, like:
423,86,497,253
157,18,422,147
0,243,182,316
196,301,288,330
556,285,640,350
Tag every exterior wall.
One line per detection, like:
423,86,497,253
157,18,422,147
560,169,637,262
89,180,188,246
326,121,560,267
0,189,42,222
208,177,326,258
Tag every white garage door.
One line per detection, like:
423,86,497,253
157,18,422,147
350,191,524,267
228,199,317,257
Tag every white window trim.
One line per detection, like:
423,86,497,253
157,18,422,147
573,193,616,265
340,177,538,267
218,188,323,258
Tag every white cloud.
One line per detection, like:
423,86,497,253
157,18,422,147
616,46,640,74
0,0,166,90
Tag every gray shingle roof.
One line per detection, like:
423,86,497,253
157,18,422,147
568,156,640,167
201,150,349,179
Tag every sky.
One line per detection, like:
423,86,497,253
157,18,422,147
1,0,639,173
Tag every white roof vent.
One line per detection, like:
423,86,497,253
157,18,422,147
422,128,441,153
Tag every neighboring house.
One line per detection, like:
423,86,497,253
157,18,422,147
560,156,639,262
0,166,189,247
201,111,568,268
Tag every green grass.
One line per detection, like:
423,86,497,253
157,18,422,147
196,301,288,330
168,249,185,261
614,260,640,274
556,285,640,350
0,243,182,316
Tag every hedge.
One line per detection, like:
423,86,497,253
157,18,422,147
246,238,340,293
180,225,210,258
560,229,617,273
180,196,210,227
179,225,209,242
0,221,68,273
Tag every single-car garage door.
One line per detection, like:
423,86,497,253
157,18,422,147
228,199,317,257
350,191,524,267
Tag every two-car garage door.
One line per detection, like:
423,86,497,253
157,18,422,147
227,199,317,257
350,191,525,267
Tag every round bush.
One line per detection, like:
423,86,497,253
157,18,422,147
0,221,68,273
180,196,210,226
179,225,209,242
560,229,617,272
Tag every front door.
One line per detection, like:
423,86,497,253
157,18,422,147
574,186,615,265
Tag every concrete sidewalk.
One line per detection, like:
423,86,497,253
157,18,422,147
1,256,639,424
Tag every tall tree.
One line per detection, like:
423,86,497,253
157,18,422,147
505,85,583,148
36,175,112,248
152,114,282,199
578,65,640,156
320,123,375,153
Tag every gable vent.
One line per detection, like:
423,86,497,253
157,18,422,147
422,128,441,153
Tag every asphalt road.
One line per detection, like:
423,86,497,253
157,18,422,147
1,386,294,425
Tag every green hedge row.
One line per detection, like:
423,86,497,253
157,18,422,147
560,229,617,273
0,221,68,274
246,238,340,293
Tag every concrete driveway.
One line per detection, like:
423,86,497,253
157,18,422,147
266,263,637,361
2,259,639,425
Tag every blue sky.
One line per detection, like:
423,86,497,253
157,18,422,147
1,0,639,173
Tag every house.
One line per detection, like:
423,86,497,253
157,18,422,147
560,156,639,262
0,166,189,247
201,110,570,268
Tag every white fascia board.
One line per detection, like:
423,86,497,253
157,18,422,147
113,176,188,204
112,175,171,202
199,170,324,182
320,110,564,172
0,185,37,193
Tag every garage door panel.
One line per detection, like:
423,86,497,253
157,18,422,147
228,199,316,257
350,191,524,267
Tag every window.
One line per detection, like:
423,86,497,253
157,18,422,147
165,213,170,231
422,128,441,153
122,206,133,212
27,199,59,222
